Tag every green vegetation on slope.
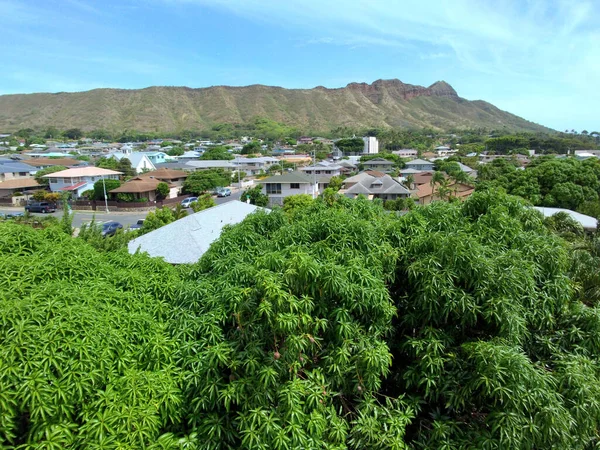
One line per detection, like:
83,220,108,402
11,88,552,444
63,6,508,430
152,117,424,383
0,79,549,133
2,192,600,448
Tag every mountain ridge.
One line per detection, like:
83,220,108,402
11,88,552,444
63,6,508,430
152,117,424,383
0,79,550,133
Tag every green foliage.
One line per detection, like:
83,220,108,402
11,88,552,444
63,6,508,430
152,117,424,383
63,128,83,140
156,182,170,200
34,166,68,187
335,138,364,154
167,146,185,156
60,196,74,236
241,141,262,155
477,157,600,213
327,175,344,192
116,157,136,177
241,185,269,206
200,146,234,160
93,179,121,201
282,194,314,216
96,156,119,170
190,194,216,212
3,190,600,448
140,207,179,233
183,169,230,195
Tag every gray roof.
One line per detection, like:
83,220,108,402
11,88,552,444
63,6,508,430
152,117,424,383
456,162,475,173
258,172,314,184
345,173,410,196
362,158,394,165
0,161,36,174
533,207,597,231
186,160,236,169
128,201,268,264
406,158,435,166
155,162,195,171
400,168,424,174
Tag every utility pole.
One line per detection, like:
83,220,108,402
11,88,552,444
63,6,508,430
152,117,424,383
102,175,109,213
312,149,317,199
236,154,241,188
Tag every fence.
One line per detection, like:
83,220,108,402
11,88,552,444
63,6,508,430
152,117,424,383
71,194,192,211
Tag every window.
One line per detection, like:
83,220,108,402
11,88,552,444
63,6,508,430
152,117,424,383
63,178,71,184
266,183,281,194
290,183,300,189
19,172,28,176
50,178,58,184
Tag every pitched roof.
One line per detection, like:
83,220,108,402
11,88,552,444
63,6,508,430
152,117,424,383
344,173,410,195
138,168,188,180
109,177,168,194
414,181,473,199
0,161,36,173
533,207,597,231
110,152,155,169
362,158,394,165
43,167,123,178
0,178,41,189
24,158,81,167
186,160,236,169
128,201,268,264
406,158,435,166
258,172,314,184
60,181,88,191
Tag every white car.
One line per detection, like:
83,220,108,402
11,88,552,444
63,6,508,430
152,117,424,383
181,197,198,208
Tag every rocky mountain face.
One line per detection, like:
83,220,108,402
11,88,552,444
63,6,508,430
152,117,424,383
0,79,549,132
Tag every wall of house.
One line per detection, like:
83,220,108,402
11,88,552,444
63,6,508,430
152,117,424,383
264,182,315,205
407,163,435,171
48,175,118,193
0,171,33,182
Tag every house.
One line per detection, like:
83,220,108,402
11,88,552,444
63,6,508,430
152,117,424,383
23,158,83,169
186,160,236,171
300,161,343,176
128,201,268,264
405,158,435,172
434,145,455,156
109,177,177,202
173,151,203,161
393,149,419,158
109,152,156,174
414,181,474,205
138,168,188,189
0,178,41,198
233,157,280,170
298,136,314,145
44,167,122,198
455,162,477,178
0,160,37,182
141,151,169,165
342,171,410,201
342,171,405,198
362,158,395,173
362,136,379,154
533,207,597,231
258,172,316,206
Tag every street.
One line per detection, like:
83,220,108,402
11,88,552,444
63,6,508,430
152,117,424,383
0,190,243,228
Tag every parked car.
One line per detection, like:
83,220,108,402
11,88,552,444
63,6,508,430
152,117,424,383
217,188,231,197
129,219,144,230
101,221,123,237
181,197,198,208
25,202,56,213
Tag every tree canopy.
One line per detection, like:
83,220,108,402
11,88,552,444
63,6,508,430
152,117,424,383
183,169,230,195
2,191,600,448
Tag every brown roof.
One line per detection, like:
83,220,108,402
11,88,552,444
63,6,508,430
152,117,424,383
0,178,41,189
364,170,386,177
109,177,172,194
138,168,188,180
411,172,435,185
25,158,81,167
415,181,474,199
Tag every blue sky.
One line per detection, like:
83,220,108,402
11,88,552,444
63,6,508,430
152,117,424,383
1,0,598,131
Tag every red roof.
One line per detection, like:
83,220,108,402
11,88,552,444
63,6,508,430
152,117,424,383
60,181,88,191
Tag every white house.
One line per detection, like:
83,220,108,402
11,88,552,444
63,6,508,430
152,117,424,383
44,167,122,198
109,152,156,174
299,161,343,176
393,149,419,158
363,136,379,154
342,172,411,201
258,172,316,206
